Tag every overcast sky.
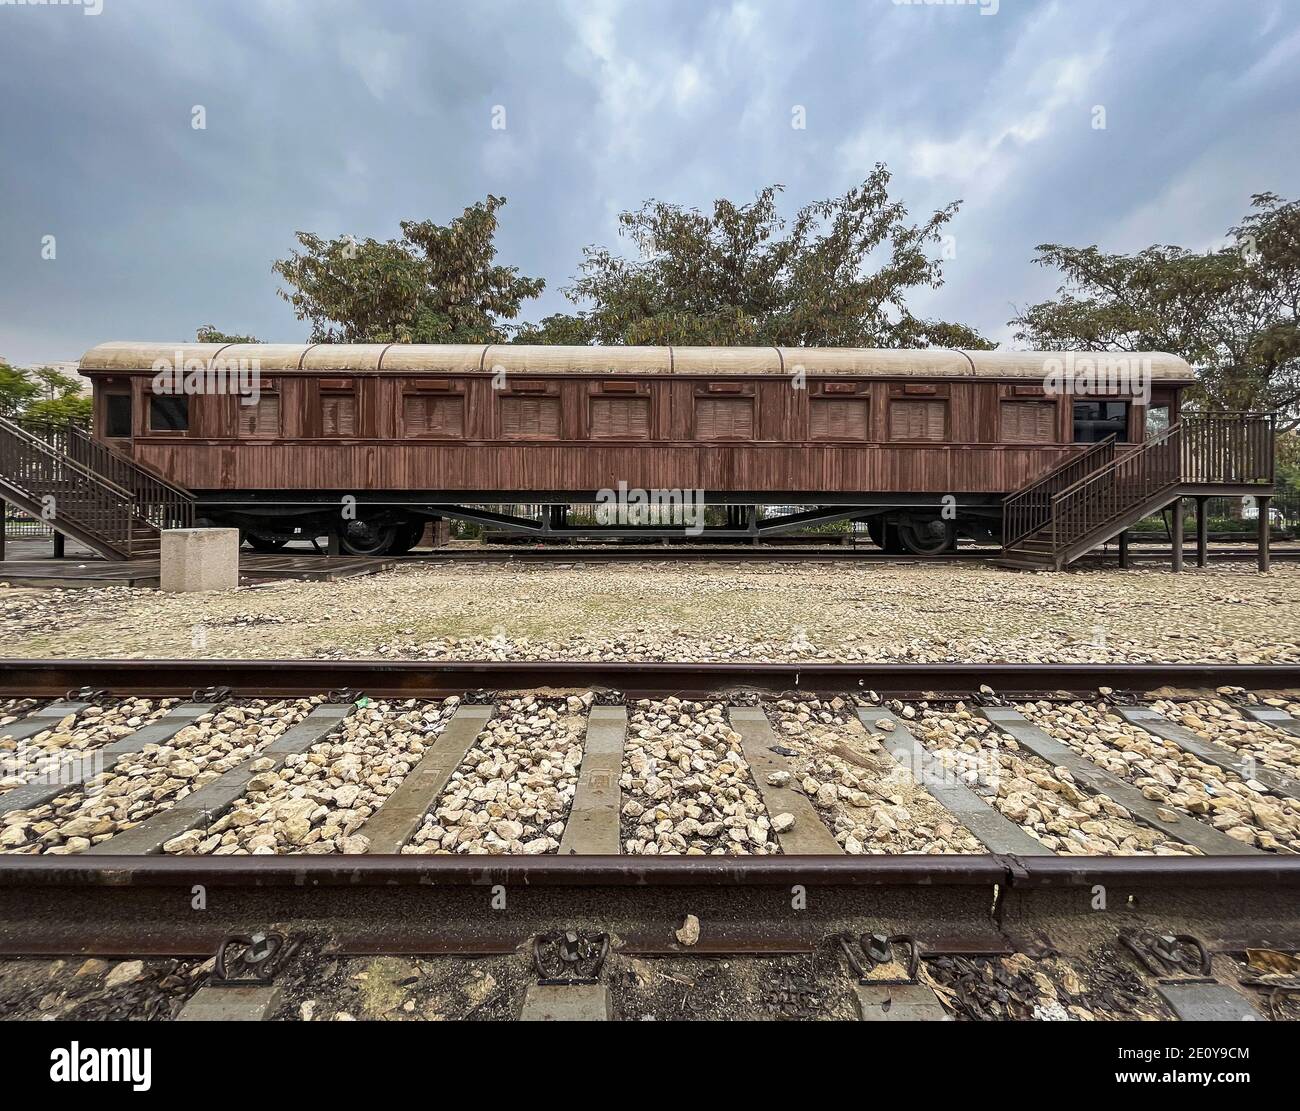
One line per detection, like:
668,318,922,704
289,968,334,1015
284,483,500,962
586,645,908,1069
1,0,1297,367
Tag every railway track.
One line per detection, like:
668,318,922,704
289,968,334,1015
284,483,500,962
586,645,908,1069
1,661,1298,1020
388,545,1300,565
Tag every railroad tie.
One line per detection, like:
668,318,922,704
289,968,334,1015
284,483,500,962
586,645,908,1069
0,702,216,819
1116,706,1299,803
727,706,842,855
0,700,92,744
1240,706,1300,741
86,704,354,856
355,703,495,853
856,707,1053,856
558,705,625,855
978,707,1264,856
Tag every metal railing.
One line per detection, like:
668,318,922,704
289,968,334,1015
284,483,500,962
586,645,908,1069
0,416,140,555
1050,425,1182,560
1002,435,1117,546
1179,412,1275,486
12,418,194,534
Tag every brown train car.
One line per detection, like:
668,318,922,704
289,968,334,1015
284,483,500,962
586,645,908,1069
78,342,1195,554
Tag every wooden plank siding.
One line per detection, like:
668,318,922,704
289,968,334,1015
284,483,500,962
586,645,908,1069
95,371,1175,496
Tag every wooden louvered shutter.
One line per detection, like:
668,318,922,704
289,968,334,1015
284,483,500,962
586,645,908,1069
811,399,869,440
500,396,561,439
695,397,754,440
590,398,650,439
999,401,1056,443
323,394,356,436
238,394,279,438
889,399,946,442
404,395,464,437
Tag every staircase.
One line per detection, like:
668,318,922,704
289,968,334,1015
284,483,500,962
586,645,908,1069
0,416,194,560
1000,413,1275,570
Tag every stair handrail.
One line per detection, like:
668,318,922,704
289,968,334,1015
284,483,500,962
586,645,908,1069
10,416,195,532
1048,424,1183,559
1003,434,1117,547
0,415,138,556
0,415,135,500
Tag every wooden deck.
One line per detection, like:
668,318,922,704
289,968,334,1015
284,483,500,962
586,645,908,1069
0,552,395,588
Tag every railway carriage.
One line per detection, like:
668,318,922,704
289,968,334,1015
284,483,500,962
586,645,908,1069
68,341,1208,556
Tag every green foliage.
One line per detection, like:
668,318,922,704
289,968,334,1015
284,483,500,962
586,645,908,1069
0,362,91,424
23,367,92,425
0,361,40,418
196,325,261,344
273,196,545,344
514,167,991,349
1011,193,1300,430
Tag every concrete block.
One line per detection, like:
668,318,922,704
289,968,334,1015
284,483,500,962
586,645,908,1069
160,528,239,592
520,983,611,1021
178,984,281,1021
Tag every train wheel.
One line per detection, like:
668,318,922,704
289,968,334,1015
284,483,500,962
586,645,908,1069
338,519,398,556
866,517,905,553
388,520,425,556
898,518,957,555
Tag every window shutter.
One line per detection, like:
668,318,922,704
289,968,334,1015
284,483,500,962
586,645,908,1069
889,399,947,442
695,397,754,440
403,395,464,437
810,399,868,440
590,397,650,439
501,396,561,439
238,394,279,438
323,394,356,436
999,401,1056,443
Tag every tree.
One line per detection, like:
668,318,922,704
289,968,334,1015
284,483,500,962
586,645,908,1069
0,360,40,418
1010,193,1300,430
196,325,261,344
272,196,545,344
513,167,992,349
22,367,92,425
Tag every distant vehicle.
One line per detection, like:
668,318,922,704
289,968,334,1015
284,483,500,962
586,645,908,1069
1241,501,1283,525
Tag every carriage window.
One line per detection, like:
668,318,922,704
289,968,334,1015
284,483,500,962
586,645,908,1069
1145,403,1171,438
403,394,464,437
695,397,753,441
1072,400,1129,443
888,399,946,442
104,392,132,438
500,396,560,439
322,393,356,436
811,398,869,441
999,401,1056,444
590,397,650,440
149,394,189,432
238,393,280,438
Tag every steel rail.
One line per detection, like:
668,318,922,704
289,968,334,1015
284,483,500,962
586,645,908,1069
3,853,1298,887
1,659,1298,697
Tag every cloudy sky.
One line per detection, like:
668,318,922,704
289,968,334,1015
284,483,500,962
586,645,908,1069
1,0,1297,366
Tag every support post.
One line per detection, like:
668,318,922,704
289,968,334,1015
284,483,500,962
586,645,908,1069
52,530,65,559
327,530,341,558
1117,530,1129,569
1258,495,1271,573
0,508,6,563
1170,498,1183,573
1195,495,1208,568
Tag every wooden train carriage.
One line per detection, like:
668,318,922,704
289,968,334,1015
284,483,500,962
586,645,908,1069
78,342,1196,554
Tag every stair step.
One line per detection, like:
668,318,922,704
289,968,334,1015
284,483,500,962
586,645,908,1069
993,558,1053,571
